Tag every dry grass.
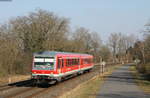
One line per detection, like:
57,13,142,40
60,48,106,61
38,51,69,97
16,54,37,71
130,65,150,94
60,64,121,98
0,75,30,85
61,75,104,98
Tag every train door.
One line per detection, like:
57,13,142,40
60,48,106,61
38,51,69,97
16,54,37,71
58,58,65,74
80,58,84,68
57,58,62,74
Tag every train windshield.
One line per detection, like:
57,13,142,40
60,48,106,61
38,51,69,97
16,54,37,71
33,57,55,70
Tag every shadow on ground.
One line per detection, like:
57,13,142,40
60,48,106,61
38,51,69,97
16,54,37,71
7,79,53,88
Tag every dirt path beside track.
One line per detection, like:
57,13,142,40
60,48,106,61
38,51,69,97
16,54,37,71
96,64,150,98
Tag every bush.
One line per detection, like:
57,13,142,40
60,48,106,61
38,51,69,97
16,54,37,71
137,64,146,73
145,63,150,75
136,63,150,80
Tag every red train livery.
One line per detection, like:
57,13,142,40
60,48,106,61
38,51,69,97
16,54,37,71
31,51,94,83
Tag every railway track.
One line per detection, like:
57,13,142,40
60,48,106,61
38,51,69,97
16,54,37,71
0,64,105,98
0,85,15,92
0,69,95,98
6,86,36,98
26,64,119,98
26,68,98,98
0,80,34,98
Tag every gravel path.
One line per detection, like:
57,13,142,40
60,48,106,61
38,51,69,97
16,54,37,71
97,64,150,98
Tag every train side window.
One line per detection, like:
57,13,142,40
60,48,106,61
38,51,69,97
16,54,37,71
72,59,76,66
76,59,78,65
66,59,69,66
75,59,77,65
66,58,80,66
66,59,68,66
74,59,76,65
77,59,80,65
68,59,70,66
70,59,72,66
72,59,73,65
72,59,74,65
69,59,70,66
75,59,78,65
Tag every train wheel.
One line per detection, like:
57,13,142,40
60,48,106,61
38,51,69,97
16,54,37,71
87,69,91,72
57,77,62,83
32,79,37,87
49,80,57,84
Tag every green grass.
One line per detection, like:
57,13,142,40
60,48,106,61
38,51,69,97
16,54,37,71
130,65,150,94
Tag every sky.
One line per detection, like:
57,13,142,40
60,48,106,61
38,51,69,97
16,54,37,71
0,0,150,42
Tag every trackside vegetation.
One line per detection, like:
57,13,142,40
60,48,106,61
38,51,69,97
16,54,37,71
130,65,150,93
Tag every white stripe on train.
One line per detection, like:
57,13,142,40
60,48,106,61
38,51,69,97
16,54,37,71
32,65,94,78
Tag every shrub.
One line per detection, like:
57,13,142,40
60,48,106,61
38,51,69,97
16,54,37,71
136,64,146,73
145,63,150,75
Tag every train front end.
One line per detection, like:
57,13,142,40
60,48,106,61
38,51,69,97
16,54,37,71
31,52,58,84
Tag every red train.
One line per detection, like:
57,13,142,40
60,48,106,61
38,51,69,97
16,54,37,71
31,51,94,84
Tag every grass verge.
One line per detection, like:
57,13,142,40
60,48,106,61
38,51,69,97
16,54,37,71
60,64,121,98
130,65,150,94
0,75,30,85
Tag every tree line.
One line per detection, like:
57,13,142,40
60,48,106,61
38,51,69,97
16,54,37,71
128,23,150,76
0,9,139,77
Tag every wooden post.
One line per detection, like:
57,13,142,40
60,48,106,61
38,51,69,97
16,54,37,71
99,57,102,76
8,75,11,84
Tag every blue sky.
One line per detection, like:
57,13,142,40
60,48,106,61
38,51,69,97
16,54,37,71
0,0,150,41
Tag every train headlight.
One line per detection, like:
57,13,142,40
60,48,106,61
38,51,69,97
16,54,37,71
33,72,36,74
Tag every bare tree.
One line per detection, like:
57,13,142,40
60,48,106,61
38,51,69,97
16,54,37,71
108,32,136,63
10,9,69,52
90,32,102,62
108,33,120,62
99,45,111,62
0,24,22,80
72,27,91,53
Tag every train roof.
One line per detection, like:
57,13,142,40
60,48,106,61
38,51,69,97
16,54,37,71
34,51,92,57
